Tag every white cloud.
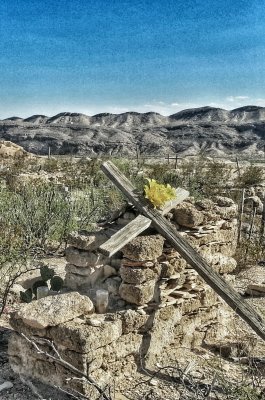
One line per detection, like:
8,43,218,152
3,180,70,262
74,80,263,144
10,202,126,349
236,96,249,100
255,98,265,104
226,95,249,102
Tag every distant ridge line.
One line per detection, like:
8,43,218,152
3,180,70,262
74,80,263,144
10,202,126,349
2,105,265,122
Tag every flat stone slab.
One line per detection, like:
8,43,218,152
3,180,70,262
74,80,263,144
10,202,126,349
247,284,265,293
68,230,109,251
16,292,94,329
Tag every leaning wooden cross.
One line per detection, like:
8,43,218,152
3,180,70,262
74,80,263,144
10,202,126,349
100,161,265,341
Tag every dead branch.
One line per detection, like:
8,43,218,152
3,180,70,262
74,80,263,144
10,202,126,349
21,333,112,400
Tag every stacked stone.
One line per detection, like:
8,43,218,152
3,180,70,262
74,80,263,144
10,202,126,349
64,209,137,291
9,295,150,398
135,196,238,310
64,230,110,290
8,196,242,398
119,234,165,305
142,196,239,365
244,186,265,215
175,196,238,269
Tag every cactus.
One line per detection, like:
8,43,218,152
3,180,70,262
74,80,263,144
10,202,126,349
50,275,64,292
40,265,55,281
20,288,33,303
20,266,63,303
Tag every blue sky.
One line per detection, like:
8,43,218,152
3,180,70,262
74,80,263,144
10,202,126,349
0,0,265,117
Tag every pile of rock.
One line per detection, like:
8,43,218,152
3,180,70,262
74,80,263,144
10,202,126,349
9,196,241,398
119,234,164,305
244,186,265,214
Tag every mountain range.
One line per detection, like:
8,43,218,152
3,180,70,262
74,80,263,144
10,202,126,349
1,105,265,157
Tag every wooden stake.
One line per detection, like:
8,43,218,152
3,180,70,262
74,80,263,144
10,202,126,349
236,157,241,178
237,188,245,243
248,206,257,241
174,155,178,169
260,194,265,243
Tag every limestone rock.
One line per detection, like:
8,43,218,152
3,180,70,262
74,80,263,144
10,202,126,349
213,196,235,207
16,292,94,329
173,203,204,228
64,266,103,289
9,331,95,393
65,263,92,276
121,309,149,334
212,203,238,220
195,197,238,224
245,284,265,296
184,227,237,248
65,247,107,268
68,230,108,251
200,252,237,274
119,280,156,305
122,234,164,261
247,284,265,293
120,263,161,284
104,277,120,295
244,196,263,214
195,199,214,211
145,306,182,367
103,264,117,278
104,332,142,362
49,316,123,352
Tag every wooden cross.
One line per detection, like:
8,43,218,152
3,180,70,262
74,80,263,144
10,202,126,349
100,161,265,341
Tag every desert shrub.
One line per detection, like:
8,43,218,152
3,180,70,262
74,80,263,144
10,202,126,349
147,162,172,182
42,157,60,173
0,181,96,253
238,165,264,187
235,237,265,267
0,175,123,313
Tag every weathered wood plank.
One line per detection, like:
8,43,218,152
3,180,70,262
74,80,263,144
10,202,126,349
99,215,152,257
101,161,265,341
161,187,189,215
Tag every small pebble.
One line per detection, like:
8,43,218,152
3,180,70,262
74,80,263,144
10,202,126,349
87,318,103,327
150,379,158,386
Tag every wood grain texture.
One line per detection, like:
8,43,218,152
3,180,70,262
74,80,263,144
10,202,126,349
99,215,151,257
101,161,265,341
160,187,189,215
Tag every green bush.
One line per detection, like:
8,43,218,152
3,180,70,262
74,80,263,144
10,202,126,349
238,165,264,187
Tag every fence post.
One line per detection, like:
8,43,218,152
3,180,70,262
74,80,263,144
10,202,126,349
237,188,245,243
260,193,265,243
236,157,241,178
174,155,178,169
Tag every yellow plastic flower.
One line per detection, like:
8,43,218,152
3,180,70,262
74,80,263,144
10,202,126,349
144,179,176,208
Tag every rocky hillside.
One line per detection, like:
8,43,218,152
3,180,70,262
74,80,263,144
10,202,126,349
1,106,265,157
